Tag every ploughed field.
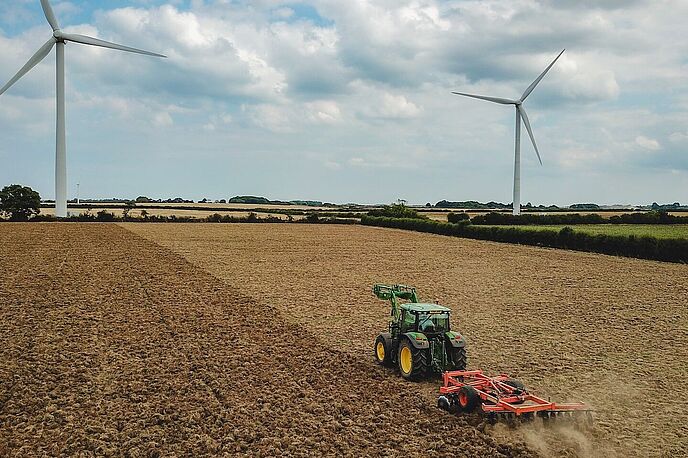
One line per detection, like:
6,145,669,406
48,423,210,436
2,224,686,457
0,224,530,457
126,223,688,458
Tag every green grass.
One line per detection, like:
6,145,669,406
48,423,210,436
485,224,688,240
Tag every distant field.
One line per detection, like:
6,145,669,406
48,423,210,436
427,211,687,222
487,224,688,239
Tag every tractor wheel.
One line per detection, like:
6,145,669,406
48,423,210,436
374,335,393,367
450,346,467,371
397,339,429,381
457,385,480,413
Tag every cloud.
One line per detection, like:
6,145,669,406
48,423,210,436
305,100,341,124
153,111,174,127
669,131,688,143
635,135,660,151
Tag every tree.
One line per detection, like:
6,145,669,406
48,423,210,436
0,184,41,221
368,203,425,219
123,200,136,219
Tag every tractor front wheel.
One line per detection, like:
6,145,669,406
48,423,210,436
398,339,429,381
374,335,393,367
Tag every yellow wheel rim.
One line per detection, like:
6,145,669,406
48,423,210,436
376,342,385,361
400,346,413,374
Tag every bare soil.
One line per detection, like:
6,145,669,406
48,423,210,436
125,223,688,457
0,223,533,457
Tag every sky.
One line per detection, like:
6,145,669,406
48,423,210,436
0,0,686,206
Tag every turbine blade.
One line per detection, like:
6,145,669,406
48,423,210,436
451,92,516,105
40,0,60,31
0,38,56,96
520,49,565,102
518,106,542,165
59,33,167,58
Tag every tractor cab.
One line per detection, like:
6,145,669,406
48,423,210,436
400,303,451,335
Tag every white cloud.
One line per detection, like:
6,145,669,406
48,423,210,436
153,111,174,127
635,135,660,151
244,103,294,132
305,100,341,124
379,93,422,118
669,131,688,143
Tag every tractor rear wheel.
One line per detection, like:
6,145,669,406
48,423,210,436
450,346,467,371
374,334,393,367
398,339,429,381
457,385,480,413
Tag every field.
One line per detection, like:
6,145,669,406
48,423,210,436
485,224,688,240
2,224,687,457
423,211,687,222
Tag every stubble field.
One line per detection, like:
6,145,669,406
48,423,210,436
1,223,686,457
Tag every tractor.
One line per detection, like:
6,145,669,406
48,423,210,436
373,284,467,380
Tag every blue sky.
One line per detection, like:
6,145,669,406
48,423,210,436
0,0,686,205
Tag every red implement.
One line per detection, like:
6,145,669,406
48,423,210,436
437,370,592,423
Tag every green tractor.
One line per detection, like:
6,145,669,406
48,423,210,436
373,284,467,380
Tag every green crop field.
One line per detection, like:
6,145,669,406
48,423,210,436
486,224,688,240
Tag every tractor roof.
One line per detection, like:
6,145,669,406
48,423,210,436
400,303,451,313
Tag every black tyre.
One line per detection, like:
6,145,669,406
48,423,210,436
457,385,480,413
504,378,526,392
503,378,526,404
398,339,429,381
374,334,393,367
449,346,467,371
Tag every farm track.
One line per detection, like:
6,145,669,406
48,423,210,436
126,223,688,458
0,224,532,457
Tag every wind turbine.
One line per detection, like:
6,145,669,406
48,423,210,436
452,49,565,215
0,0,166,218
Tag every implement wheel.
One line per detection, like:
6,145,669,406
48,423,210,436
398,339,429,381
374,334,393,367
457,385,480,413
504,378,526,391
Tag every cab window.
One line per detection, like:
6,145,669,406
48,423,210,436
401,310,416,332
418,312,449,333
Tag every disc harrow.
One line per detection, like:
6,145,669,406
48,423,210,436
437,370,592,425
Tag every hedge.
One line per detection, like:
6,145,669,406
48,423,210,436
10,212,355,225
471,212,607,225
361,216,688,263
470,210,688,225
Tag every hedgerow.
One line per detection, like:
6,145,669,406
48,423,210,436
470,210,688,225
361,216,688,263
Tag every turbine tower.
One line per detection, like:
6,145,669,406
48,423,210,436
453,50,564,215
0,0,166,218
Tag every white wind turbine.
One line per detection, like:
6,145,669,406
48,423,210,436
0,0,166,218
452,49,565,215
